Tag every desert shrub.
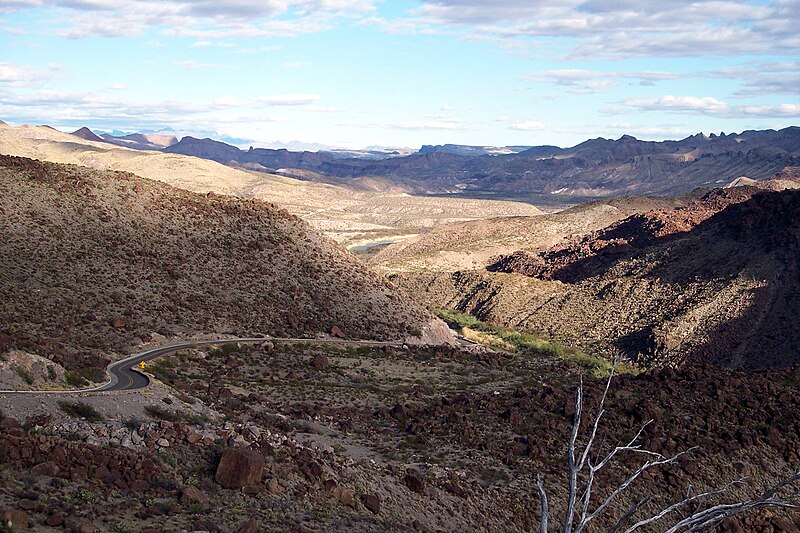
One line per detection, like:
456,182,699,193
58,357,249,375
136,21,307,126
149,361,178,386
13,365,34,385
123,417,142,430
58,401,104,422
74,488,97,504
144,404,181,422
207,343,240,358
461,327,515,351
78,366,106,383
145,404,207,426
434,308,483,329
64,370,88,388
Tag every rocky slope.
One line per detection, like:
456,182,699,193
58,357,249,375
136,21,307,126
395,186,800,369
166,127,800,198
1,341,798,532
0,155,438,376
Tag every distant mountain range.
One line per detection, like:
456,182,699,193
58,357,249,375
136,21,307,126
160,127,800,197
66,125,800,198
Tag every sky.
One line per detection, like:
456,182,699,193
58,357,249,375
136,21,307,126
0,0,798,149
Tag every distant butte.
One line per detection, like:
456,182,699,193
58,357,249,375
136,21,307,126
71,126,105,143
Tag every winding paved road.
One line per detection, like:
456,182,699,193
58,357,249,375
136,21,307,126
0,337,404,395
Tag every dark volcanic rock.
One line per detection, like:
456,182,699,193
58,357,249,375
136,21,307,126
215,447,265,489
361,493,381,514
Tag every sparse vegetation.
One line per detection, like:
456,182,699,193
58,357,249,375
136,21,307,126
64,369,88,388
144,404,181,423
434,308,638,376
57,401,104,422
12,365,34,385
144,404,207,426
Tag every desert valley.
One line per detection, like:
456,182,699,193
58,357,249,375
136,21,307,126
1,1,800,531
0,120,799,533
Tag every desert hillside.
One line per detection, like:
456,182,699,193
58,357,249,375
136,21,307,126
0,155,436,375
0,124,543,247
370,195,691,273
395,186,800,369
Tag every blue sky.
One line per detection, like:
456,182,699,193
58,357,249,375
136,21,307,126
1,0,798,149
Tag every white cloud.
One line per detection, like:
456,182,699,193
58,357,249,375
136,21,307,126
401,0,797,59
708,62,800,97
510,120,546,131
622,95,800,118
172,60,220,70
214,95,241,106
255,94,320,106
522,69,683,94
0,62,54,87
0,88,291,132
5,0,377,39
336,117,465,130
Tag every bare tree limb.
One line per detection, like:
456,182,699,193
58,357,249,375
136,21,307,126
577,364,615,472
563,375,583,533
624,479,745,532
578,448,694,530
533,363,800,533
607,495,652,533
537,473,549,533
662,471,800,533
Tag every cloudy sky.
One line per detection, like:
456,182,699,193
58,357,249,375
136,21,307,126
1,0,798,149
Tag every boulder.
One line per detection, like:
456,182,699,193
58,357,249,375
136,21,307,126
404,471,425,494
336,487,354,507
236,518,259,533
180,486,210,506
45,512,65,527
2,509,29,530
311,354,329,370
0,417,21,429
64,516,96,533
361,493,381,514
31,461,60,477
215,448,265,489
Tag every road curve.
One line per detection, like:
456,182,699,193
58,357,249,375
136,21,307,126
0,337,403,395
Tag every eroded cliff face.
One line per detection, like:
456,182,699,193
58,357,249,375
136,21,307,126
394,189,800,370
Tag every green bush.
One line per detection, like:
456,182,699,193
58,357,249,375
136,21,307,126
78,367,106,384
208,343,240,358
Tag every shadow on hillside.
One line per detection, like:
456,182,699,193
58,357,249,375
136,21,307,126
598,190,800,368
535,189,800,285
